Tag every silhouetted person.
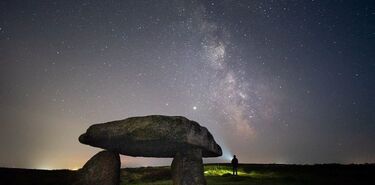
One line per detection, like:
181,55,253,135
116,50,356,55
231,155,238,176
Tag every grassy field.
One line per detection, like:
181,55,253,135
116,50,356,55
121,163,375,185
1,163,375,185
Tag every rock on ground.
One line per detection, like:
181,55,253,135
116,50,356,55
73,150,120,185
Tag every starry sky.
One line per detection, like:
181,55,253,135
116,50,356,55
1,0,375,169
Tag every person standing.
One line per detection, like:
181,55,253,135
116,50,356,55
231,155,238,176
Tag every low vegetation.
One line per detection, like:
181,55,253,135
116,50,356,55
121,163,375,185
1,163,374,185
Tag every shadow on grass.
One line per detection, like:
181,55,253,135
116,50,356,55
121,166,171,185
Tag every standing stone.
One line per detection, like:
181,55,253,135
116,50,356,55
171,148,206,185
73,150,120,185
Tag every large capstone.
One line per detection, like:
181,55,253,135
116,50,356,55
79,115,222,157
73,150,120,185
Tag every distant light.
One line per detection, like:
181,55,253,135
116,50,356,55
38,166,52,170
71,167,80,171
193,106,197,110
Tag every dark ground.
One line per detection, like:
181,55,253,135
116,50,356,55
1,163,375,185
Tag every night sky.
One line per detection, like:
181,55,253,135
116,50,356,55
1,0,374,169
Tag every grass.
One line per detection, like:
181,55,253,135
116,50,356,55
121,166,171,185
1,163,374,185
203,164,285,185
120,163,375,185
204,164,278,178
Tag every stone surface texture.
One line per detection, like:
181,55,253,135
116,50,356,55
73,150,120,185
171,148,206,185
79,115,222,157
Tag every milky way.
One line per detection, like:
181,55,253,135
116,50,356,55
1,0,374,169
182,2,257,137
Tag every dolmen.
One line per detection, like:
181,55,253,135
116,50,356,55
78,115,222,185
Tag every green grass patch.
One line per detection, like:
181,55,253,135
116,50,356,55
204,164,279,178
